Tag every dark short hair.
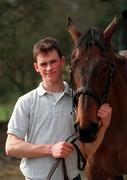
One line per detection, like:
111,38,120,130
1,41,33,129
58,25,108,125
33,37,63,61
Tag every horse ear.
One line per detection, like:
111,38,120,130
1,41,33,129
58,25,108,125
67,17,81,43
103,16,119,43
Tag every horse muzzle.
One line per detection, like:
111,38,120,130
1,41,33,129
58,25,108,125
74,122,99,143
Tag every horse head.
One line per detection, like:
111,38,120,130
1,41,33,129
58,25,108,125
68,17,118,143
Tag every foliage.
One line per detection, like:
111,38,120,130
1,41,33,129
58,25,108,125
0,103,13,121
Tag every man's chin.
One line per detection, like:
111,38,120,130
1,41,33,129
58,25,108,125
46,78,57,83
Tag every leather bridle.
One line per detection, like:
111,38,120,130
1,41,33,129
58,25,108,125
70,60,115,143
72,61,115,113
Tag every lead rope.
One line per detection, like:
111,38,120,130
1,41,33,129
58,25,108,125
46,134,86,180
68,66,76,115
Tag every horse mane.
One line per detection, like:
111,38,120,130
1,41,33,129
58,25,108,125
77,27,107,51
76,27,127,66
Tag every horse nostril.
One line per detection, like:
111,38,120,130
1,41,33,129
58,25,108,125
78,122,99,143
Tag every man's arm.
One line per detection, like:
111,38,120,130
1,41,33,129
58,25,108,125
6,134,52,158
81,103,112,158
5,134,74,158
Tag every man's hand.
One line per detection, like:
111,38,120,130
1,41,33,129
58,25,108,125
97,103,112,128
51,142,74,158
82,104,112,158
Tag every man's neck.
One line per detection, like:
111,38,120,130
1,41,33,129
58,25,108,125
42,81,64,93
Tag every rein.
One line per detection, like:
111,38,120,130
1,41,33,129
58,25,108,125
46,134,86,180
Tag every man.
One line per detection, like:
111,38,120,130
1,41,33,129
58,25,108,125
6,37,112,180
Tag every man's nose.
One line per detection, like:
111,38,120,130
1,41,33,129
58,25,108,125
47,63,52,70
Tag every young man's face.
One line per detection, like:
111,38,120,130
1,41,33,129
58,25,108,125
34,50,65,84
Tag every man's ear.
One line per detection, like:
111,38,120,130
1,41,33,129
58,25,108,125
34,62,39,72
61,56,65,64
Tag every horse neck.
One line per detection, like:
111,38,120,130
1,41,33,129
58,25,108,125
109,61,127,126
115,59,127,86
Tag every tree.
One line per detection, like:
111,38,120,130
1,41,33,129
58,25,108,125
0,0,122,99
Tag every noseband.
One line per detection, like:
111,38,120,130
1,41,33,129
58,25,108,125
70,61,115,142
72,61,115,113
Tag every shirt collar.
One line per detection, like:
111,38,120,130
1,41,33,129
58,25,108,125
37,82,47,96
63,81,72,96
37,81,72,97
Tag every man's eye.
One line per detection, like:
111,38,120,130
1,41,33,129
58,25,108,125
40,63,47,66
51,60,57,64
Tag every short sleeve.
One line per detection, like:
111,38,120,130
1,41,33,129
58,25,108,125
7,96,30,139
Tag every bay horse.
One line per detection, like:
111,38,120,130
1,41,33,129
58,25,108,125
67,17,127,180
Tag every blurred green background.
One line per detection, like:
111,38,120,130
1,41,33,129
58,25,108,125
0,0,127,122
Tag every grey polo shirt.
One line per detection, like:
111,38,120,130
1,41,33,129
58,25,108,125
7,82,80,180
